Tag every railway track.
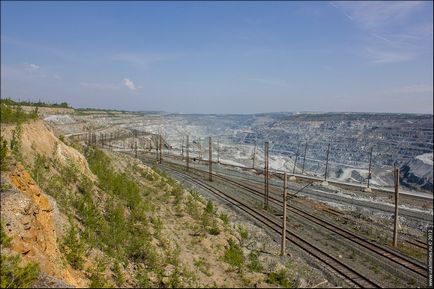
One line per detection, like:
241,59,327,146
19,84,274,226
209,171,428,279
161,164,382,288
164,159,428,253
157,160,428,283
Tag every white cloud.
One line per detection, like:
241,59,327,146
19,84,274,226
26,63,40,72
53,74,61,80
123,78,136,91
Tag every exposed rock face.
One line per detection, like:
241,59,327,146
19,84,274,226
1,163,84,287
400,153,433,192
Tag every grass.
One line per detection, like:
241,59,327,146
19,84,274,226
0,103,38,124
247,252,263,272
1,222,40,288
237,224,249,245
219,212,229,226
266,268,291,288
61,222,86,270
194,257,212,276
223,239,244,271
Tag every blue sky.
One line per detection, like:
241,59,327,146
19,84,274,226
1,1,433,113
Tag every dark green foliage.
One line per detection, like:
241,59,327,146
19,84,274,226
30,153,48,185
1,222,12,247
223,239,244,270
61,223,86,270
85,146,141,208
0,254,40,288
88,260,112,288
247,252,263,272
205,200,215,215
135,268,149,288
207,225,220,235
112,262,124,287
219,212,229,225
1,223,39,288
10,125,23,161
266,268,291,287
0,97,69,108
0,103,38,124
0,138,9,171
83,146,159,269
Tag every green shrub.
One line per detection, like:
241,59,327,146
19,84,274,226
0,254,40,288
208,224,220,235
135,268,149,287
223,239,244,270
31,153,48,185
10,124,23,161
247,252,263,272
112,262,124,287
237,225,249,244
1,221,12,247
0,138,9,171
0,103,38,124
205,200,215,215
219,212,229,225
1,222,39,288
61,223,86,270
266,268,291,287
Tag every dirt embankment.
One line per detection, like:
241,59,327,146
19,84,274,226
19,105,75,115
1,120,95,181
2,163,86,287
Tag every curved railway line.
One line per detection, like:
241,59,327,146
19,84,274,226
164,166,383,288
151,159,429,287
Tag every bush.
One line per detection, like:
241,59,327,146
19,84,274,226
1,223,39,288
61,223,86,270
0,254,40,288
205,200,215,215
266,268,291,287
223,239,244,270
112,262,124,287
0,103,38,124
247,252,263,272
31,153,48,185
0,138,9,171
219,212,229,225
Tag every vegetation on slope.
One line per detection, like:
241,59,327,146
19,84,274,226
1,121,307,287
0,223,40,288
0,97,70,108
0,103,38,124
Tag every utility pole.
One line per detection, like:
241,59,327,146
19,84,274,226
292,142,301,174
217,138,220,163
159,134,163,164
209,137,212,181
181,137,184,160
155,135,159,161
301,142,308,174
264,141,269,208
281,172,287,256
393,167,400,247
367,147,373,188
252,141,256,169
324,143,330,182
134,131,138,159
186,135,190,171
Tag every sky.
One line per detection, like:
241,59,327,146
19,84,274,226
1,1,433,114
